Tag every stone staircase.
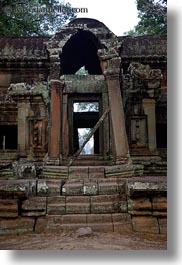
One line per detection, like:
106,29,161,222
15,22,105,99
143,161,167,176
0,163,167,235
0,163,14,179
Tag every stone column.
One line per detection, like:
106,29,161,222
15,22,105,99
142,98,157,152
48,79,64,162
17,102,30,157
106,73,129,162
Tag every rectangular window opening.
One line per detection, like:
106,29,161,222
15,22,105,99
0,125,18,150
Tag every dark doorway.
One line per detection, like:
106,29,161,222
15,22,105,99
60,30,102,75
156,123,167,148
0,125,18,150
72,101,100,154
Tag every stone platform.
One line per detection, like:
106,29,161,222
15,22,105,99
0,165,167,235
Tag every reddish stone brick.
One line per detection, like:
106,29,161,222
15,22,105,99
132,216,159,234
152,197,167,211
62,214,87,224
68,166,88,178
128,198,152,212
22,197,46,217
66,203,90,214
66,196,90,204
112,213,132,233
98,181,119,195
158,218,167,234
0,217,34,235
0,199,19,218
35,216,63,232
91,194,119,203
47,196,66,215
62,182,83,195
91,202,118,214
87,214,113,232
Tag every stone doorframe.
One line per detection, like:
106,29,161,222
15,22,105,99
45,19,129,165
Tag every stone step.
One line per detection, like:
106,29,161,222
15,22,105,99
35,213,132,233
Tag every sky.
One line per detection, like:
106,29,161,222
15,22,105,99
66,0,139,36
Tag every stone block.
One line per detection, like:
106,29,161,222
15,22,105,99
127,178,167,198
0,199,19,218
128,198,152,212
89,166,105,178
0,180,29,199
128,210,152,216
83,180,98,195
22,197,46,217
153,211,167,217
132,216,159,234
47,196,66,215
87,214,113,232
112,213,132,233
158,218,167,234
91,194,119,203
118,179,127,200
119,201,128,213
91,195,120,214
98,181,119,195
152,197,167,211
62,214,87,225
0,217,35,235
68,166,88,178
37,180,62,196
66,203,90,214
37,181,48,196
91,202,118,214
47,180,62,196
35,216,63,232
62,181,83,195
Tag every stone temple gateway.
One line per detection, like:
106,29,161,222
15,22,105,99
0,19,167,235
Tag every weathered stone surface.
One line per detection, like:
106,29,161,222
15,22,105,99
66,203,90,214
62,214,87,224
12,162,36,179
62,180,83,195
98,181,119,195
128,198,152,212
152,197,167,211
0,217,35,235
83,180,98,195
22,197,46,217
0,180,30,199
87,214,113,232
37,180,62,196
112,213,132,233
132,216,159,234
158,218,167,234
47,196,66,215
35,216,63,232
119,201,128,213
68,167,88,178
0,199,19,218
126,177,167,198
91,195,119,214
37,181,48,196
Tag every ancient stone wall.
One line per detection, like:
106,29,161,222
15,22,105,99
0,165,167,235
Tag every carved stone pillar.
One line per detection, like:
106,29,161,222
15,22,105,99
98,48,129,163
17,101,30,157
106,73,129,162
142,98,157,152
48,79,64,162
